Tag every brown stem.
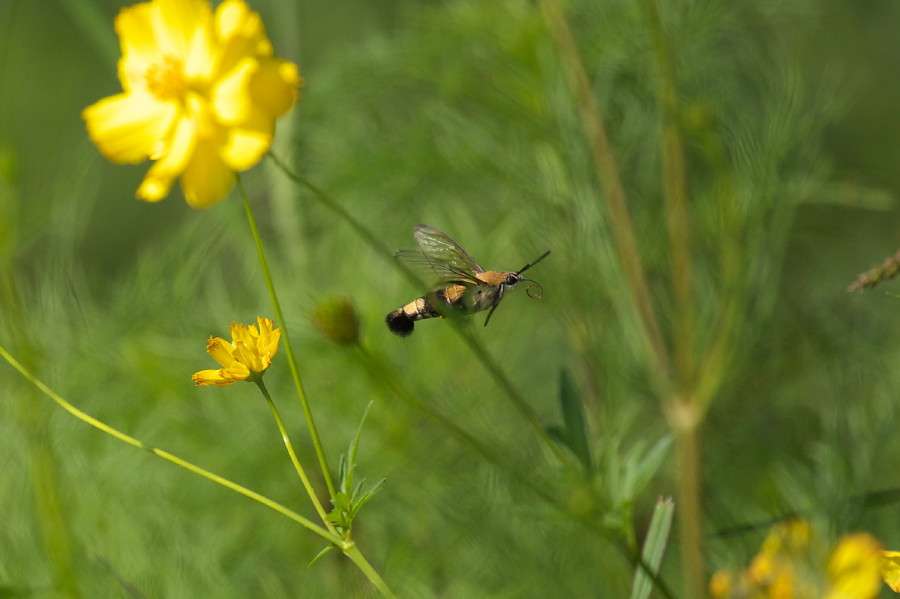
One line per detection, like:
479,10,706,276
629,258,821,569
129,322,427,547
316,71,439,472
643,0,695,390
671,399,704,599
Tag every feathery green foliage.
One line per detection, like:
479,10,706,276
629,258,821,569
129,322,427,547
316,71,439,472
3,0,900,597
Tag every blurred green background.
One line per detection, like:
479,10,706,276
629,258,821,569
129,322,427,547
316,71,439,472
3,0,900,597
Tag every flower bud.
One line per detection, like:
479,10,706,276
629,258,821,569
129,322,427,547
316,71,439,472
312,297,360,346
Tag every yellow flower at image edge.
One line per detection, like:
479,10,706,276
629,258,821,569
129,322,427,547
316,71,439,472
82,0,301,208
882,551,900,592
193,317,281,386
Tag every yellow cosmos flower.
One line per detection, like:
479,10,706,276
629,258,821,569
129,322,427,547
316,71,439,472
193,317,281,386
711,521,898,599
83,0,301,208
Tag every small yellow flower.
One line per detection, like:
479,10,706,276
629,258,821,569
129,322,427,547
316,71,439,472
708,569,735,598
710,520,898,599
83,0,301,208
193,317,281,386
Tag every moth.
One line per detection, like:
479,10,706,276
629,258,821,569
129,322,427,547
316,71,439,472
386,224,550,337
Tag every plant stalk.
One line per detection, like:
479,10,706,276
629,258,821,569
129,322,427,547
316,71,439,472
238,178,336,498
255,379,336,533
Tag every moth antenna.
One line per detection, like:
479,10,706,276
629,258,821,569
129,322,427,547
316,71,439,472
516,250,551,275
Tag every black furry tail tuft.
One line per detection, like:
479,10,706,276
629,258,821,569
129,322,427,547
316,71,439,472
386,310,415,337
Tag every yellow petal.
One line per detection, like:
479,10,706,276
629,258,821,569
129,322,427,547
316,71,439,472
136,111,198,201
223,361,251,381
222,115,272,171
115,3,160,93
231,340,260,373
827,533,883,599
205,336,234,368
83,92,178,164
250,58,301,117
229,321,249,343
192,368,235,386
153,0,214,76
881,551,900,592
214,0,271,76
180,136,235,208
256,317,276,342
211,57,258,124
255,317,280,360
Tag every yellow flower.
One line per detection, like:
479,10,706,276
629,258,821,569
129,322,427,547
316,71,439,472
83,0,301,208
824,533,883,599
710,521,898,599
193,317,281,386
708,570,735,598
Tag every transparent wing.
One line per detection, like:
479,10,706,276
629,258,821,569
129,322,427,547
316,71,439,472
395,224,484,285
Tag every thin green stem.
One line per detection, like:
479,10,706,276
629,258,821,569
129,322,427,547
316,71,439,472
266,152,417,286
237,177,336,498
0,345,339,546
254,379,336,533
342,542,398,599
267,152,565,464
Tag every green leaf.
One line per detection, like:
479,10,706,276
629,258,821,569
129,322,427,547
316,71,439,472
629,497,675,599
308,544,336,569
345,401,374,492
351,478,386,519
327,402,385,534
623,436,672,499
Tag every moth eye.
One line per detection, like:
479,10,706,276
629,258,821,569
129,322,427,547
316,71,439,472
506,274,519,286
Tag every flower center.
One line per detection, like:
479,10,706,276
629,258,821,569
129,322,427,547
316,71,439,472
145,55,187,100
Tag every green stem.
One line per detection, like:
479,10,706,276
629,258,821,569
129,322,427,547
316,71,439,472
237,177,336,498
254,379,336,533
0,345,340,546
266,152,416,286
342,542,398,599
674,412,704,599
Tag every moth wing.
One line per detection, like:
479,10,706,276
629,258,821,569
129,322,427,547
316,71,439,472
395,224,484,285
